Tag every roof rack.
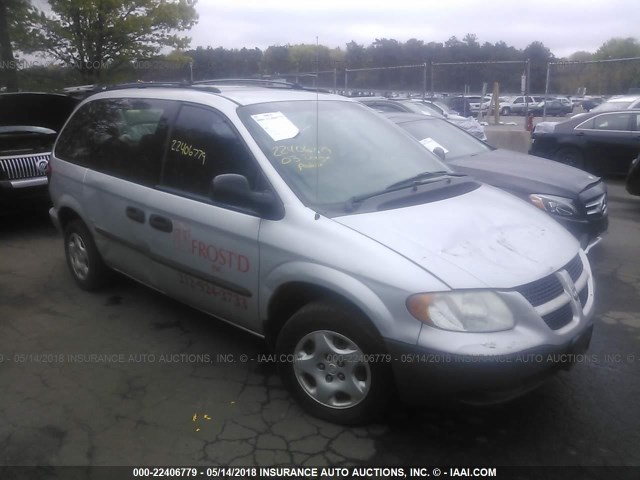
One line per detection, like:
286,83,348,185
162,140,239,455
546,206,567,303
193,78,331,94
193,78,302,89
103,81,221,93
61,78,333,100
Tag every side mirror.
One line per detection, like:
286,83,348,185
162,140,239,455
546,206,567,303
433,146,446,161
211,174,283,220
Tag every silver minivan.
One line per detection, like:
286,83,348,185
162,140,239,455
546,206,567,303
49,83,595,424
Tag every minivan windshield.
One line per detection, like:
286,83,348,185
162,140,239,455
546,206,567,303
238,100,450,208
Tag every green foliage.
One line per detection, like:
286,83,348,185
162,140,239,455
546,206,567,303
22,0,198,81
0,0,32,90
595,37,640,60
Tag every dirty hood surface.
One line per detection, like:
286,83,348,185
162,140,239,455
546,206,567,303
334,184,579,289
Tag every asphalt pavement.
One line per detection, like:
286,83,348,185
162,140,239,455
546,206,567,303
1,180,639,471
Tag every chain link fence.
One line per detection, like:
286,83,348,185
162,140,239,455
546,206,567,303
545,57,640,97
342,64,428,97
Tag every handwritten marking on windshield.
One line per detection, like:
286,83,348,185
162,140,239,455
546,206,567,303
272,145,332,171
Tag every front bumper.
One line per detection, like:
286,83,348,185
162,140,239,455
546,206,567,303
385,324,593,405
49,206,62,232
554,213,608,250
0,178,50,215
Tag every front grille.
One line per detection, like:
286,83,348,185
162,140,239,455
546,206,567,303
515,254,583,307
564,254,583,282
542,302,573,330
515,254,589,331
585,193,607,216
0,153,49,180
516,274,564,307
578,285,588,307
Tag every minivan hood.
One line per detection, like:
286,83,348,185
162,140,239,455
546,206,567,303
449,149,601,199
334,184,578,289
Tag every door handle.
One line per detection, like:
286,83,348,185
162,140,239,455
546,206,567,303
149,214,173,233
126,206,145,223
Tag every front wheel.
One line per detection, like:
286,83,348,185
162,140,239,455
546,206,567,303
555,147,585,169
276,300,393,424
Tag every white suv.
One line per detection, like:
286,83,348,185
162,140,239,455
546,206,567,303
500,95,538,116
49,82,595,424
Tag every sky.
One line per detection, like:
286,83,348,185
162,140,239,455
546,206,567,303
188,0,640,58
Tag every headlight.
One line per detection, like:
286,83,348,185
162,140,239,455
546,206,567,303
529,194,578,217
406,291,515,332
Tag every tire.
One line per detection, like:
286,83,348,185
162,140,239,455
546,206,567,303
63,219,110,291
554,147,585,170
500,107,510,116
276,300,393,424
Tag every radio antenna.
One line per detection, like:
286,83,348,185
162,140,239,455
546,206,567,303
314,35,320,208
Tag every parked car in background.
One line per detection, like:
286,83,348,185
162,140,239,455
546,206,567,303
499,95,537,116
581,97,605,112
358,97,487,141
531,98,573,117
591,94,640,112
386,112,608,249
49,82,595,424
443,96,473,117
626,154,640,196
462,95,485,115
530,109,640,175
0,92,79,215
558,97,574,113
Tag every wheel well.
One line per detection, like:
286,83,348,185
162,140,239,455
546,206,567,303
58,207,83,230
264,282,372,348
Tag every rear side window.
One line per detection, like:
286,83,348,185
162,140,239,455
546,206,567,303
160,105,258,199
55,98,177,186
592,113,632,131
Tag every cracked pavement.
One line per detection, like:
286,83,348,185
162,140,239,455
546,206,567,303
1,180,639,468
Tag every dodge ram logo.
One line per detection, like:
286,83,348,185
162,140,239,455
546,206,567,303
37,159,49,174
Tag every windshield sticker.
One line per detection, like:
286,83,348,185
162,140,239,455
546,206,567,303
251,111,299,141
171,139,207,165
272,145,332,171
419,137,449,154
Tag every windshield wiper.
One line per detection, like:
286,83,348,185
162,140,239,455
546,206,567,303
385,171,466,190
347,171,466,211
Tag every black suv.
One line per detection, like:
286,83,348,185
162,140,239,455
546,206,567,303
0,93,79,215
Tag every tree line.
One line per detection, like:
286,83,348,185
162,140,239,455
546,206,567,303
0,0,638,95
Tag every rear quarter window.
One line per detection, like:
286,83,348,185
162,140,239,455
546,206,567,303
55,98,177,186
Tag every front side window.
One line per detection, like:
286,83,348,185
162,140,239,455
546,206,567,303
238,100,449,208
55,98,176,186
161,105,258,199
